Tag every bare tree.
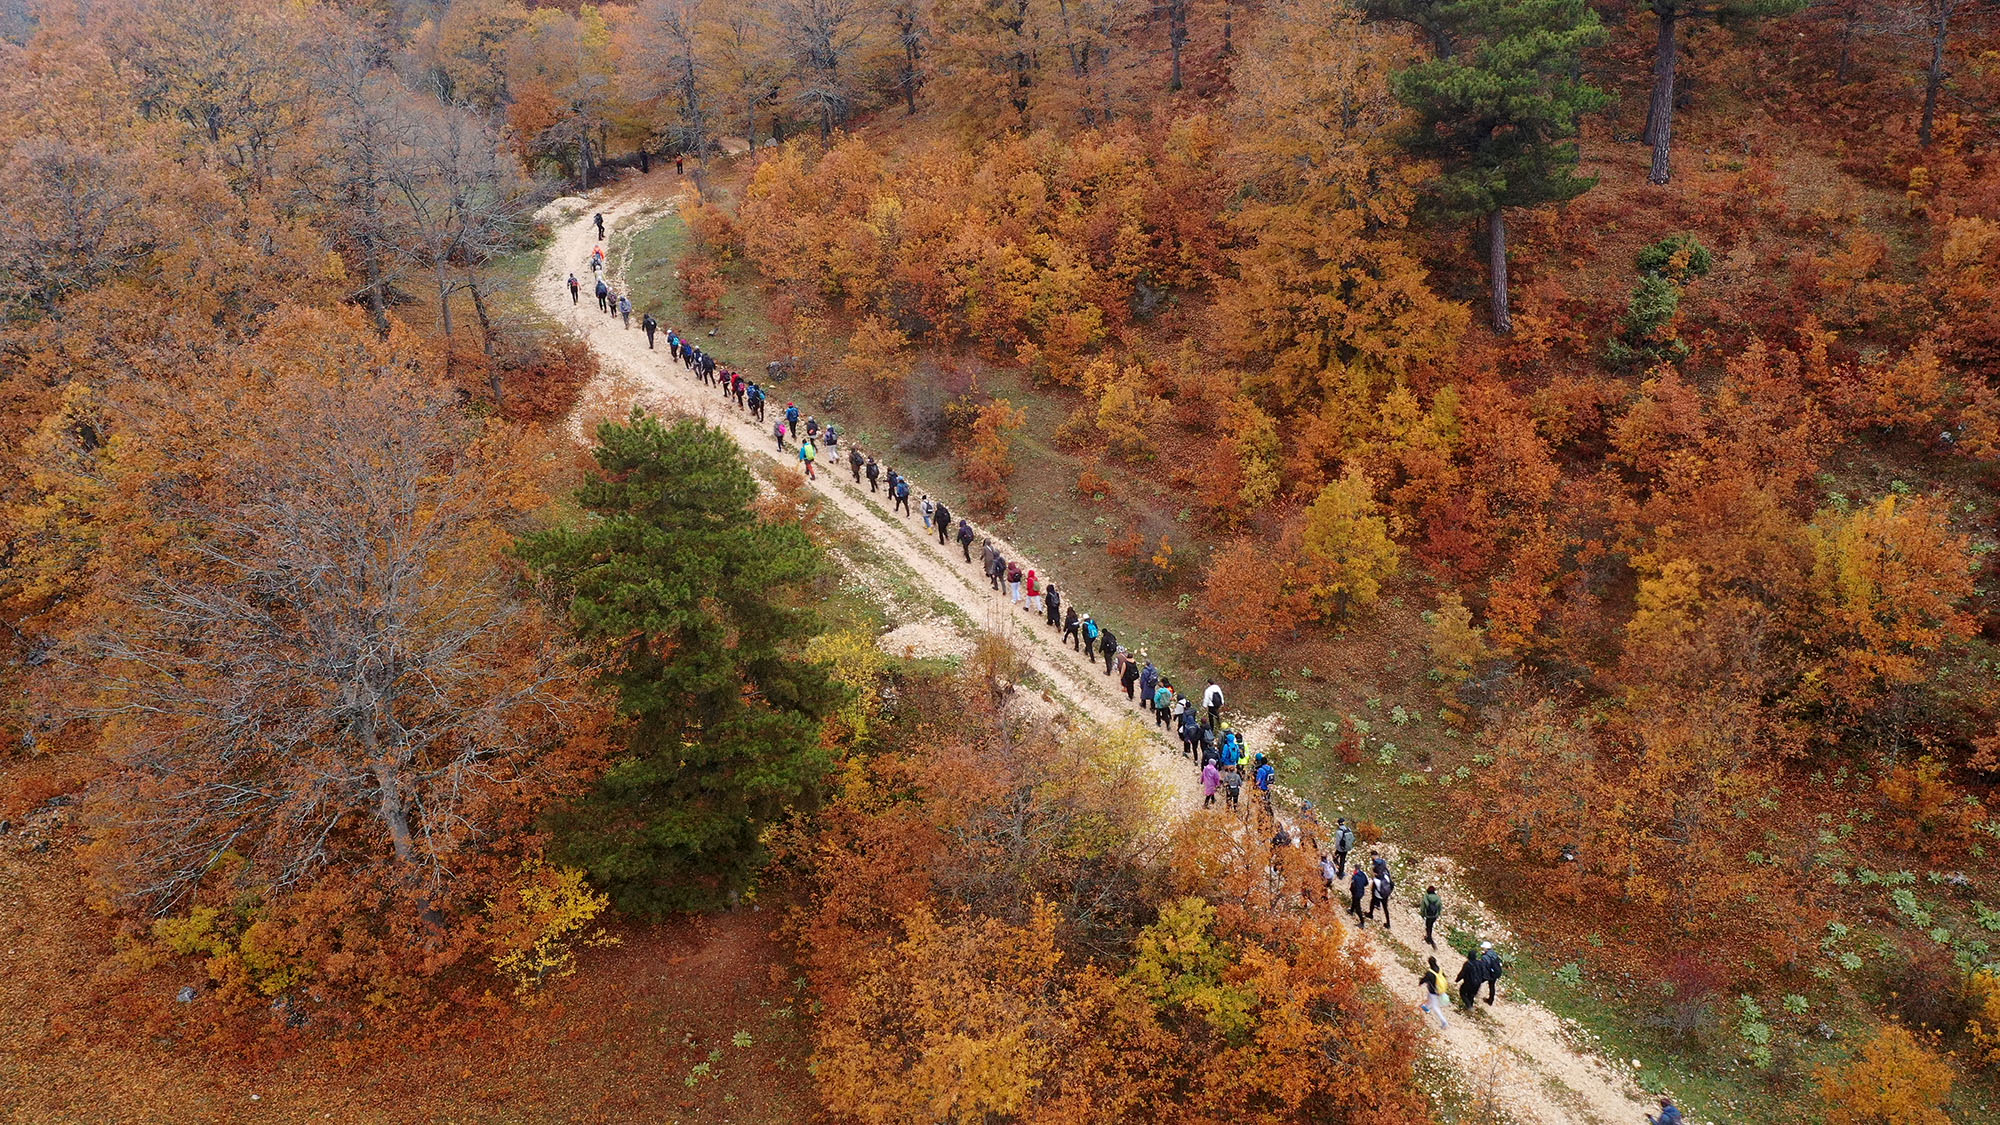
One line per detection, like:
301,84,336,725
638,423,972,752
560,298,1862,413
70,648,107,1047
633,0,715,181
302,39,408,335
83,352,583,917
0,139,153,320
775,0,873,142
1919,0,1963,146
390,100,534,353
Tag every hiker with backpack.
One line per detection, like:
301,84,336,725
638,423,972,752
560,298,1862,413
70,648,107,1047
1005,560,1024,605
921,494,935,531
1223,763,1243,810
567,273,580,304
1044,581,1060,627
594,212,605,240
1063,606,1081,648
849,446,864,483
1369,868,1394,929
1455,950,1485,1012
1348,865,1370,926
1333,819,1354,873
1178,707,1201,758
981,540,1001,589
1138,658,1158,711
1417,958,1451,1029
643,312,658,347
594,278,610,311
1081,616,1100,660
1152,681,1173,728
1477,943,1503,1006
1023,568,1040,613
1203,681,1225,728
1099,628,1118,675
865,455,879,492
935,502,953,546
893,476,912,516
957,518,976,562
773,418,787,452
1421,886,1444,948
798,437,817,480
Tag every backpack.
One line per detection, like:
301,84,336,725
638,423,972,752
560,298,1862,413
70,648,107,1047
1480,950,1503,980
1429,969,1450,995
1083,620,1099,640
1336,827,1354,853
896,480,909,499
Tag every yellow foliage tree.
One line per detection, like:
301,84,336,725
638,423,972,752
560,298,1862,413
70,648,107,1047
1426,591,1488,719
1805,495,1974,709
1297,466,1400,619
1817,1025,1953,1125
843,314,914,395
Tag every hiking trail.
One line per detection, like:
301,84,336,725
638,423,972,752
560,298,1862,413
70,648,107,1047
534,175,1669,1125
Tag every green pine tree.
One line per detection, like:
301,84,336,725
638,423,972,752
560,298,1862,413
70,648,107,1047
519,410,843,914
1387,0,1609,335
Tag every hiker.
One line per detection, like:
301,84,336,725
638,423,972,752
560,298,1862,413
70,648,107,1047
823,424,837,451
1421,886,1444,948
1320,852,1339,902
1417,957,1451,1029
567,273,580,304
1199,721,1219,767
642,312,658,347
981,540,1001,588
1178,707,1201,757
1099,628,1118,674
618,294,632,328
734,373,747,408
785,402,800,435
1478,943,1503,1006
920,494,934,530
595,278,610,311
1005,560,1024,605
799,438,817,480
1369,868,1394,928
1348,865,1370,926
865,455,879,492
1203,681,1225,728
1023,568,1040,613
1255,756,1276,804
935,501,953,546
885,466,901,500
805,417,820,442
1063,607,1081,649
1222,763,1243,810
893,476,912,516
1647,1098,1683,1125
1455,952,1485,1012
1119,653,1140,700
773,418,787,452
1152,681,1173,728
849,446,864,483
1333,819,1354,873
1081,615,1099,660
669,332,682,362
593,212,605,240
1201,760,1221,809
1138,658,1158,710
1044,581,1060,627
1218,728,1242,775
957,518,976,562
675,153,684,175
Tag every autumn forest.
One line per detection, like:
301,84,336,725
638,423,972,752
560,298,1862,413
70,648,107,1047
2,0,1999,1121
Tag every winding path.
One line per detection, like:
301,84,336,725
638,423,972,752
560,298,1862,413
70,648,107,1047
534,175,1671,1125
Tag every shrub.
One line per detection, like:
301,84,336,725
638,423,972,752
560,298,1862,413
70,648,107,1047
486,859,616,995
677,253,726,321
1636,233,1714,284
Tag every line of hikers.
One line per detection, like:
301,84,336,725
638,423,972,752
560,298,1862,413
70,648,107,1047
574,238,1518,1045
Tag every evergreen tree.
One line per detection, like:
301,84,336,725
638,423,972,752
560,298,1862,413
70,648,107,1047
519,411,843,913
1387,0,1608,334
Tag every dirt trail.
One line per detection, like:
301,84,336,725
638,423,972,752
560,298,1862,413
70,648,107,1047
536,177,1667,1125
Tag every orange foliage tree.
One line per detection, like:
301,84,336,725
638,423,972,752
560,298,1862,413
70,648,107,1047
957,398,1027,514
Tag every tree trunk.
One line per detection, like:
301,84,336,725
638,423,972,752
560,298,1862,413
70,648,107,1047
1489,208,1512,336
1168,0,1187,91
1834,0,1860,84
1646,4,1679,185
578,133,593,189
1222,0,1233,55
466,273,496,357
1920,0,1952,147
436,265,455,337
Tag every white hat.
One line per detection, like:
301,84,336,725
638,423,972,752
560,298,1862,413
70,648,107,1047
1480,941,1493,950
